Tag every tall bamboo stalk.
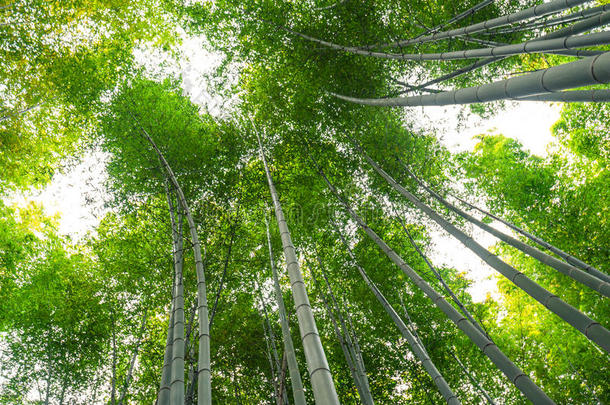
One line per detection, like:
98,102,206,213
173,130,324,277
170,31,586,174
400,11,610,96
403,164,610,297
287,29,610,61
314,255,373,404
392,206,490,339
332,51,610,106
312,159,556,404
265,217,308,405
331,222,460,405
136,120,211,405
355,145,610,353
168,191,185,405
371,0,590,48
448,192,610,283
158,288,175,405
309,264,372,405
256,131,340,405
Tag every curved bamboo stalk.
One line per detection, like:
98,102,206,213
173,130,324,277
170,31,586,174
493,4,610,34
256,131,340,405
136,120,211,405
356,145,610,353
293,30,610,61
332,223,460,405
309,157,555,404
400,11,610,95
370,0,590,48
403,165,610,297
265,217,308,405
448,192,610,283
516,89,610,102
332,51,610,106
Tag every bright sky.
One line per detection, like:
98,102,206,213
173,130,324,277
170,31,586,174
10,35,564,301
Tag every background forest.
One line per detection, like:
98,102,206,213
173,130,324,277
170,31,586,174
1,0,609,404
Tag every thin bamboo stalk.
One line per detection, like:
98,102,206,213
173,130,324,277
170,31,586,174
371,0,590,48
309,156,555,404
356,146,610,353
331,223,461,405
404,165,610,297
332,52,610,106
448,192,610,283
265,217,308,405
256,130,340,405
168,193,185,405
136,119,211,405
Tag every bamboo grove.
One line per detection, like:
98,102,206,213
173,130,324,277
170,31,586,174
1,0,609,404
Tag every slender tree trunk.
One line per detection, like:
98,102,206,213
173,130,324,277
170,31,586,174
258,282,287,405
137,120,212,405
354,146,610,353
185,300,198,405
448,192,610,283
332,222,460,405
168,192,185,405
404,165,610,297
450,351,496,405
209,216,237,329
256,131,340,404
265,216,308,405
309,264,369,404
418,0,493,37
118,311,148,405
309,155,555,404
332,51,610,106
397,11,610,95
370,0,589,48
111,311,117,405
314,255,374,405
392,206,491,340
0,102,41,122
262,313,280,405
493,4,610,34
277,352,288,405
158,282,175,405
288,30,610,61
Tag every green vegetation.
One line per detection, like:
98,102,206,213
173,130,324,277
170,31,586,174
1,1,608,404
